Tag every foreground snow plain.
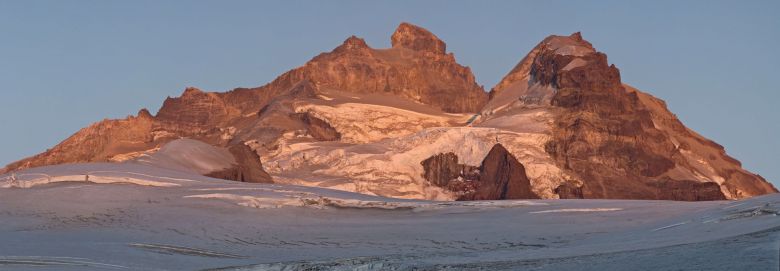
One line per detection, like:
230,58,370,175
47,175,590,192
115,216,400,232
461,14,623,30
1,163,779,270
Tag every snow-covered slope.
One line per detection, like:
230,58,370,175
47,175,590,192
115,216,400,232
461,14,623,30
4,25,774,202
1,163,778,270
264,126,571,200
133,138,235,174
255,86,573,200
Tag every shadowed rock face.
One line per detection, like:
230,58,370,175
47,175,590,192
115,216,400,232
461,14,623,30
467,144,539,200
1,22,484,178
421,144,539,200
2,25,774,201
205,144,272,183
646,180,726,201
292,112,341,141
420,152,480,193
539,47,680,199
491,32,776,200
555,182,584,199
536,38,725,200
421,152,465,187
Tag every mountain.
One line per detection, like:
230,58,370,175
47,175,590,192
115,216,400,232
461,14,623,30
481,32,775,200
2,23,486,183
2,23,775,201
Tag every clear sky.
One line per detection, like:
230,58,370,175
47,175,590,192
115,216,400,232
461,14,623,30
1,1,778,186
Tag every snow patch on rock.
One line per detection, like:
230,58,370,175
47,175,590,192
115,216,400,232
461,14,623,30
264,126,573,200
293,102,456,143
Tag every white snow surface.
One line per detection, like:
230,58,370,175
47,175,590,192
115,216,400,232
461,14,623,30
1,163,778,270
293,102,462,144
259,97,572,200
133,138,236,174
264,126,571,200
529,208,623,214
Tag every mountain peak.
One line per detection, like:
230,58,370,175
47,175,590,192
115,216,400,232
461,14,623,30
275,22,485,113
569,31,583,42
489,32,597,96
137,108,153,119
183,87,204,95
338,35,370,51
542,32,595,56
6,24,774,202
391,22,446,55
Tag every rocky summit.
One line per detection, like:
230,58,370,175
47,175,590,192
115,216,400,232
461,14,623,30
2,23,775,201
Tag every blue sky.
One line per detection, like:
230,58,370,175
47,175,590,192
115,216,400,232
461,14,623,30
1,0,778,186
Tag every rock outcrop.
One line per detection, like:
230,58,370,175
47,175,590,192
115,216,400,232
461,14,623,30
421,144,539,200
155,87,234,135
391,22,447,55
2,24,775,202
205,144,273,183
263,23,487,113
2,110,156,172
554,182,584,199
465,144,539,200
293,112,341,141
420,152,480,195
489,32,776,200
1,22,485,183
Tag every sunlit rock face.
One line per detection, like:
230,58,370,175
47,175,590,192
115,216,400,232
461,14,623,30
1,109,156,173
273,23,487,113
2,26,775,201
391,22,447,56
488,32,776,200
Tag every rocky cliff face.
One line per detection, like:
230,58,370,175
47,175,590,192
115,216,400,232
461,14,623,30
2,109,156,172
1,22,486,184
391,22,447,55
421,144,539,200
155,87,235,135
468,144,539,200
2,25,775,201
420,152,480,196
205,144,273,183
489,32,776,200
292,112,341,141
262,23,487,113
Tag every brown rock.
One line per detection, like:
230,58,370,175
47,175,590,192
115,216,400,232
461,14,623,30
491,32,776,200
137,108,153,119
333,35,372,55
5,26,774,202
205,144,272,183
464,144,539,200
646,179,726,201
391,22,446,55
155,87,235,134
3,22,489,176
265,23,487,113
292,112,341,141
1,113,155,173
555,182,584,199
420,152,478,188
421,144,538,200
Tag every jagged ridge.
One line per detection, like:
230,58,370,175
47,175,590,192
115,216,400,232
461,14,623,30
2,25,775,201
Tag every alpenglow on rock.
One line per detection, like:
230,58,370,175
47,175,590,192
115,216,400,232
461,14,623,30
482,32,776,200
2,24,775,201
